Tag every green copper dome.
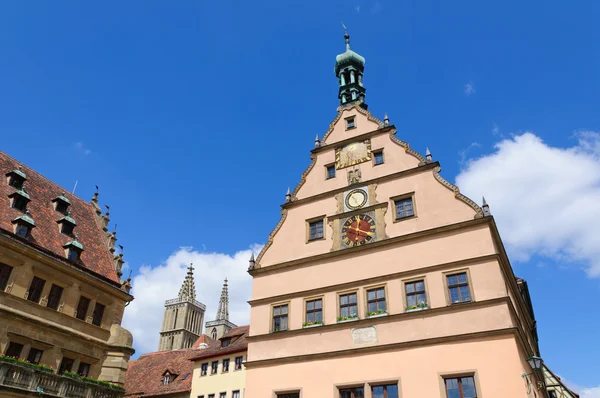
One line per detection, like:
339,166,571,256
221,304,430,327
335,33,365,74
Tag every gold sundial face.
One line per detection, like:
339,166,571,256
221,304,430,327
335,140,372,169
345,188,367,210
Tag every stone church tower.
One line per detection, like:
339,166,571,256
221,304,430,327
204,279,236,340
158,264,206,350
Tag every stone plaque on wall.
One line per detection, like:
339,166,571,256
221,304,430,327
352,326,377,345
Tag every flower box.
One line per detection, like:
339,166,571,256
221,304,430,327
303,323,324,329
406,306,428,313
337,317,359,324
366,312,388,319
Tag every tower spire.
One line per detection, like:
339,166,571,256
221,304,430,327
178,263,196,301
334,26,367,108
215,278,229,321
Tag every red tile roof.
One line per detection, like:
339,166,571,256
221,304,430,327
124,328,248,397
188,326,249,362
0,151,119,284
124,348,198,397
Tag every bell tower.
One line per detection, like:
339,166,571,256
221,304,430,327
335,28,367,108
158,264,206,350
205,279,237,340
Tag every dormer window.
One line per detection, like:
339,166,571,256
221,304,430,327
9,188,30,212
162,371,177,385
16,224,30,238
6,167,27,189
64,237,84,262
12,211,35,238
57,212,77,236
222,338,230,347
52,192,71,215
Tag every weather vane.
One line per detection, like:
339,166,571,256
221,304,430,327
341,21,348,34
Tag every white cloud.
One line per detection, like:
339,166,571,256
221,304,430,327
458,142,480,166
464,81,476,96
122,245,262,356
74,142,91,155
492,122,500,135
561,376,600,398
355,5,361,13
456,131,600,277
370,0,383,15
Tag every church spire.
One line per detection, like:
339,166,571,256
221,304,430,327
215,278,229,321
335,26,367,108
178,263,196,301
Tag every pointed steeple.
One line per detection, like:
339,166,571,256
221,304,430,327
335,26,367,108
215,279,229,321
178,263,196,301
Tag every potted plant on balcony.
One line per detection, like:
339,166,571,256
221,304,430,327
0,355,54,373
405,301,429,312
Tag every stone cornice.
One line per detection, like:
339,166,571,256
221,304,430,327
245,325,520,368
249,217,491,277
311,125,395,154
281,162,439,210
0,299,110,348
248,254,499,306
0,230,132,301
247,297,509,343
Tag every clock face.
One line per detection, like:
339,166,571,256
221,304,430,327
345,188,367,210
342,214,376,247
335,140,372,169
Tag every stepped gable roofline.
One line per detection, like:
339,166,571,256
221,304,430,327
253,104,483,266
124,348,197,397
0,151,120,283
188,325,249,362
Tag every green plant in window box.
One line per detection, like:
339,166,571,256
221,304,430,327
405,302,429,311
336,314,358,322
0,355,54,373
62,371,125,391
302,320,323,327
366,309,387,317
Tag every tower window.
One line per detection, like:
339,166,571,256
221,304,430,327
308,219,324,241
346,117,356,130
394,197,415,220
326,164,336,179
211,327,217,340
272,304,288,332
373,150,384,165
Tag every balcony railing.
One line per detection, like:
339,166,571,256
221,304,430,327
0,359,124,398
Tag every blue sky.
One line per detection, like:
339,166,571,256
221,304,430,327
1,1,598,393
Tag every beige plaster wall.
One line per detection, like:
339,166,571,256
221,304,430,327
245,335,532,398
253,224,497,301
191,352,246,398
